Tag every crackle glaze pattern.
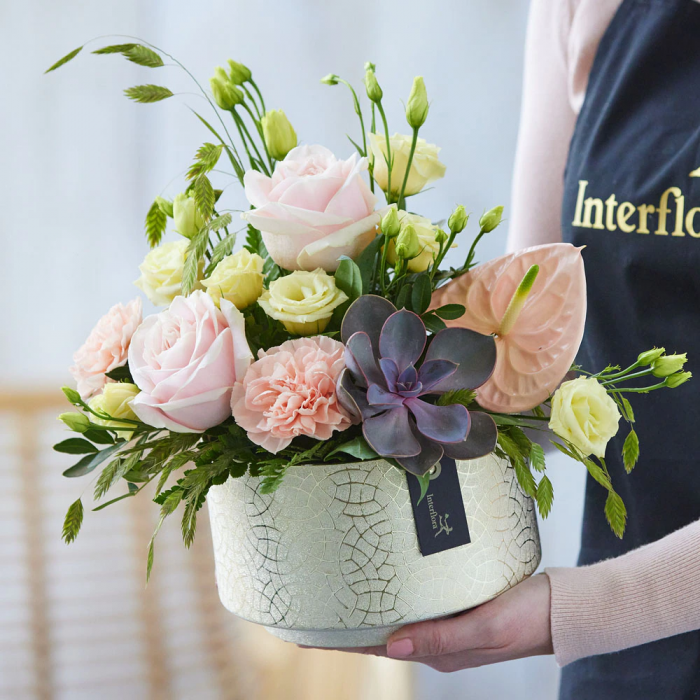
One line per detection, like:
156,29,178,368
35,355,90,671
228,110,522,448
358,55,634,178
207,455,541,647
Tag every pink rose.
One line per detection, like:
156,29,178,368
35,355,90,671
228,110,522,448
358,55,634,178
231,336,353,453
128,291,253,433
70,298,143,399
242,145,381,272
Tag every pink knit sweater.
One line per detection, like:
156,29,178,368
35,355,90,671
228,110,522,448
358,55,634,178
511,0,700,667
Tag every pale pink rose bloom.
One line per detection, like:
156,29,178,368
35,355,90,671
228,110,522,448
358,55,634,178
242,145,383,272
128,291,253,433
70,298,143,399
231,336,354,453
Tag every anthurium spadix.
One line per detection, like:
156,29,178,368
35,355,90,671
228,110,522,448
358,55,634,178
430,243,587,413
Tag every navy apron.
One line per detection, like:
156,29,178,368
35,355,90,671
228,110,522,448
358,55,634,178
560,0,700,696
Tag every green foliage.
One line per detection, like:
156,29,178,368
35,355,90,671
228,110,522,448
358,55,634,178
45,46,83,73
182,226,209,295
191,110,246,182
62,442,124,478
94,453,140,500
436,389,477,408
354,235,383,294
104,364,133,382
622,429,640,473
420,312,446,334
414,471,431,505
53,438,98,455
124,85,173,103
334,258,363,302
530,442,546,472
621,397,635,423
61,499,84,544
193,174,215,219
605,490,627,539
433,304,466,320
243,304,288,356
411,274,431,315
187,143,223,181
92,43,137,55
123,45,163,68
204,229,237,277
536,474,554,517
326,436,378,461
145,200,167,248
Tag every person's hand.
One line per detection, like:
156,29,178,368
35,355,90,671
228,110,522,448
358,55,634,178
319,573,553,673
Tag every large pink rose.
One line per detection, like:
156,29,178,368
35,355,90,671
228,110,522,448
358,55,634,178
128,291,253,433
241,145,381,272
70,298,143,399
230,336,353,453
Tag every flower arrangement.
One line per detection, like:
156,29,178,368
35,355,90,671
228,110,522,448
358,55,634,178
47,41,691,576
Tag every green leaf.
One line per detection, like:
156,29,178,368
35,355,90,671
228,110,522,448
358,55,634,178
622,397,635,423
193,174,215,219
124,84,173,103
62,442,124,478
395,284,412,310
124,45,163,68
514,459,538,498
326,436,378,461
433,304,466,320
411,274,432,315
436,389,476,407
104,364,133,382
191,110,246,182
355,235,383,294
146,539,155,583
145,200,167,248
82,428,115,444
204,228,237,277
244,226,265,256
622,429,640,473
94,453,139,500
604,490,627,538
583,457,613,491
535,474,554,517
53,438,98,455
508,426,532,457
334,258,363,302
45,46,83,73
421,312,446,334
187,143,223,181
92,43,137,55
414,471,431,506
182,226,209,295
61,499,84,544
530,442,546,472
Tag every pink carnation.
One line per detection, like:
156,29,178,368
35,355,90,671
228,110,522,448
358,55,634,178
70,298,143,399
231,336,354,453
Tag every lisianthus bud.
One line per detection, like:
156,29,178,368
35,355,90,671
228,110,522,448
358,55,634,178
227,59,251,84
665,371,692,388
364,61,377,73
210,67,244,110
652,353,688,377
321,73,339,86
155,196,174,218
406,76,429,129
261,109,297,161
59,412,91,433
172,193,204,239
479,205,504,233
89,383,140,440
395,223,421,260
637,347,665,366
380,207,400,238
364,70,383,102
448,205,468,234
435,228,448,244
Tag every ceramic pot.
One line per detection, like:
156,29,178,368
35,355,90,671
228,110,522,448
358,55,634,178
207,454,540,647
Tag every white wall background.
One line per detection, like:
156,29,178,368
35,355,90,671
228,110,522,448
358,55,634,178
1,0,586,698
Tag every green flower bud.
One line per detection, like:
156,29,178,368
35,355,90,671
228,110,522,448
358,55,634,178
395,223,422,260
637,347,666,366
59,412,91,433
479,205,504,233
173,193,204,239
652,353,688,378
364,61,377,73
62,386,82,405
321,73,340,86
227,59,251,84
155,196,174,218
364,70,383,102
434,228,448,244
261,109,298,161
448,205,468,234
210,67,244,110
406,76,429,129
380,207,400,238
665,371,692,388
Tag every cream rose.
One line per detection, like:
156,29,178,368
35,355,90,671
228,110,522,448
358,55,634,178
387,211,453,272
242,145,382,272
549,377,621,458
257,269,348,336
369,133,446,197
88,382,140,440
134,240,201,306
202,249,264,309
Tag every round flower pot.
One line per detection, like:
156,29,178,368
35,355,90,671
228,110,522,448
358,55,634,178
207,455,541,647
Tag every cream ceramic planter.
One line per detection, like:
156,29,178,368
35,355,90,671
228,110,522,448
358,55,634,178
207,454,541,647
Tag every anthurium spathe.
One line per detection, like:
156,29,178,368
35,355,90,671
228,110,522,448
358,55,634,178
430,243,586,413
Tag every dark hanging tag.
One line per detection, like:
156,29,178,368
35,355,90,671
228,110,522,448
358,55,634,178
406,456,471,556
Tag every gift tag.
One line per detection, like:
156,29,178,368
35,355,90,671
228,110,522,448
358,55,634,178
406,456,471,556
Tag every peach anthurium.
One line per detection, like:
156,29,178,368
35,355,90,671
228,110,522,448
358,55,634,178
430,243,586,413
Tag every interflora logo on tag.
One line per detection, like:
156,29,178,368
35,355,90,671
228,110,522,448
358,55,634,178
426,493,453,537
572,169,700,237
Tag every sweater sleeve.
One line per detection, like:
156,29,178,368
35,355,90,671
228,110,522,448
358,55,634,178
546,519,700,666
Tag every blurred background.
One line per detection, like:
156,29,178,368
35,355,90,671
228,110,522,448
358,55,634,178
0,0,587,698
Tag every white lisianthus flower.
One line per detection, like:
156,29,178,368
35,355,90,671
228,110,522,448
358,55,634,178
369,132,446,197
89,382,140,440
549,377,621,458
257,268,348,336
134,240,201,306
202,249,265,310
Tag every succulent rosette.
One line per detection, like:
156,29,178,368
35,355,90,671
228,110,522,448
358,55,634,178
336,295,499,475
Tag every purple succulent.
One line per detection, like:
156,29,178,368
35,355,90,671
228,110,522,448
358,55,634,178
336,295,499,475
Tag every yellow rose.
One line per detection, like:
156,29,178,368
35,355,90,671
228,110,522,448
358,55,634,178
549,377,621,458
89,383,140,440
369,132,446,197
202,249,264,309
258,268,348,336
134,240,201,306
387,211,454,272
